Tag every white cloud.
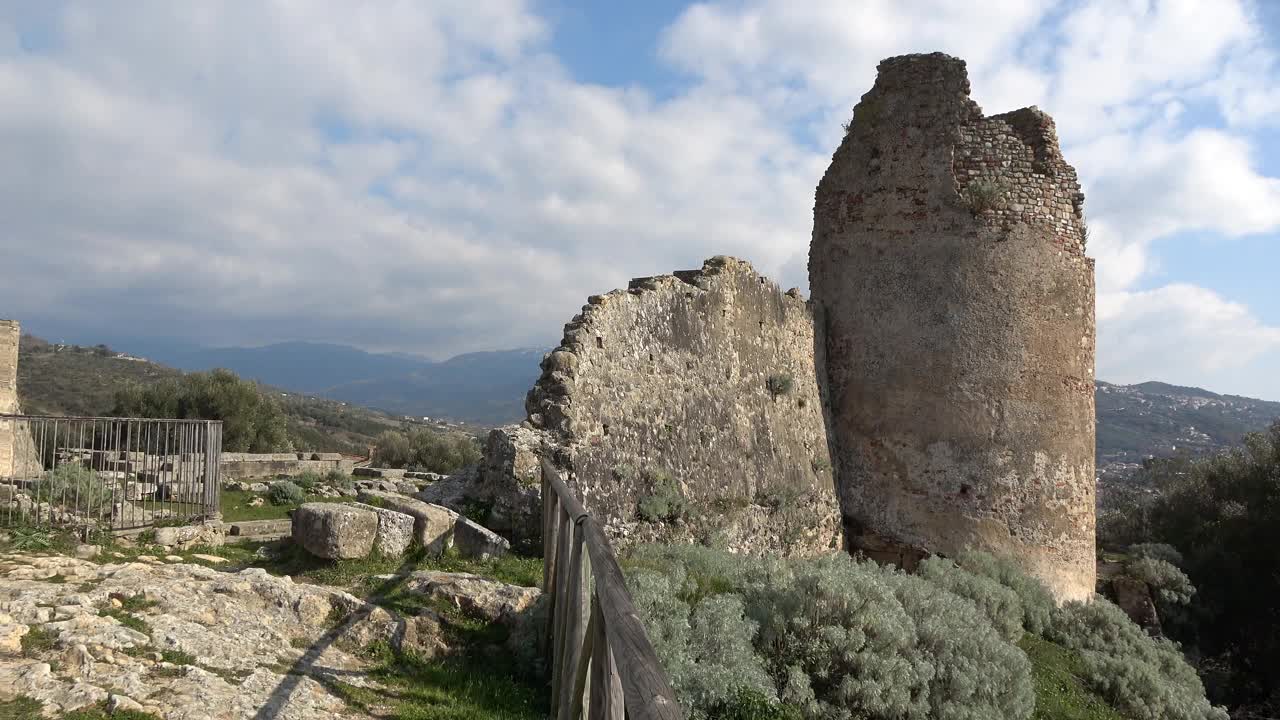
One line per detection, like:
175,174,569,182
0,0,1278,400
1098,285,1280,397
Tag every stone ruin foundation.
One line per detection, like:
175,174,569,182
810,53,1096,602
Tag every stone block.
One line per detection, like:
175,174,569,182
292,503,378,560
350,502,415,557
453,516,510,560
153,522,226,550
357,490,458,554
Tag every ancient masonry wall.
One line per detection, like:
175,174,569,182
0,320,18,477
527,257,841,556
219,453,354,481
810,53,1097,602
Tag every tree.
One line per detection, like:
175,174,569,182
111,368,291,453
1135,423,1280,713
371,428,479,473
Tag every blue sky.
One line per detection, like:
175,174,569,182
2,1,1280,400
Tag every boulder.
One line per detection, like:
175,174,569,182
349,502,415,557
404,571,540,625
292,503,378,560
357,491,459,554
453,516,510,560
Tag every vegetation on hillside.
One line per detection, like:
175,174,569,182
111,368,291,452
371,428,481,473
1100,422,1280,716
16,335,469,456
624,545,1225,720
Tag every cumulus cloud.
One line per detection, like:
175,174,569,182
0,0,1279,400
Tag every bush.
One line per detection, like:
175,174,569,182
44,464,112,510
1048,599,1227,720
963,179,1006,214
955,549,1055,636
1127,542,1184,567
628,545,1035,720
267,481,305,506
918,556,1024,642
292,471,320,492
766,374,794,399
1125,557,1196,606
637,468,687,523
322,469,354,490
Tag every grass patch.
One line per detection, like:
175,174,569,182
0,522,78,555
115,594,158,612
1020,634,1127,720
220,488,347,522
100,606,152,635
20,626,59,655
0,696,45,720
326,640,546,720
160,648,196,665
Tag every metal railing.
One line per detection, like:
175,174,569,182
0,415,222,531
541,457,682,720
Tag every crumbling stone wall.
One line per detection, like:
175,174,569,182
527,257,840,556
810,53,1096,602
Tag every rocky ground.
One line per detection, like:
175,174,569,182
0,547,546,719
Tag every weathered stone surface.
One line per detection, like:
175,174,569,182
292,503,378,560
810,53,1096,602
357,491,458,554
452,517,509,560
0,622,27,654
349,502,416,557
152,522,225,551
0,552,402,719
403,571,540,625
0,320,41,480
525,257,840,556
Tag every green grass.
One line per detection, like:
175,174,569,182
20,626,59,655
0,522,78,554
219,488,347,522
160,648,196,665
1020,634,1128,720
0,696,45,720
324,641,546,720
100,606,152,635
116,594,158,612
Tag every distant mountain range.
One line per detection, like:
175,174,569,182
121,339,545,426
22,336,1280,467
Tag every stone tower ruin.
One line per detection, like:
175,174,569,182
810,53,1097,601
0,320,20,476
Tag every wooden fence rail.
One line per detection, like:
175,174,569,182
541,457,683,720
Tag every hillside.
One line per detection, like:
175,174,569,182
13,336,472,455
1096,380,1280,478
125,339,544,425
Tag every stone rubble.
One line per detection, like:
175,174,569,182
0,551,542,718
